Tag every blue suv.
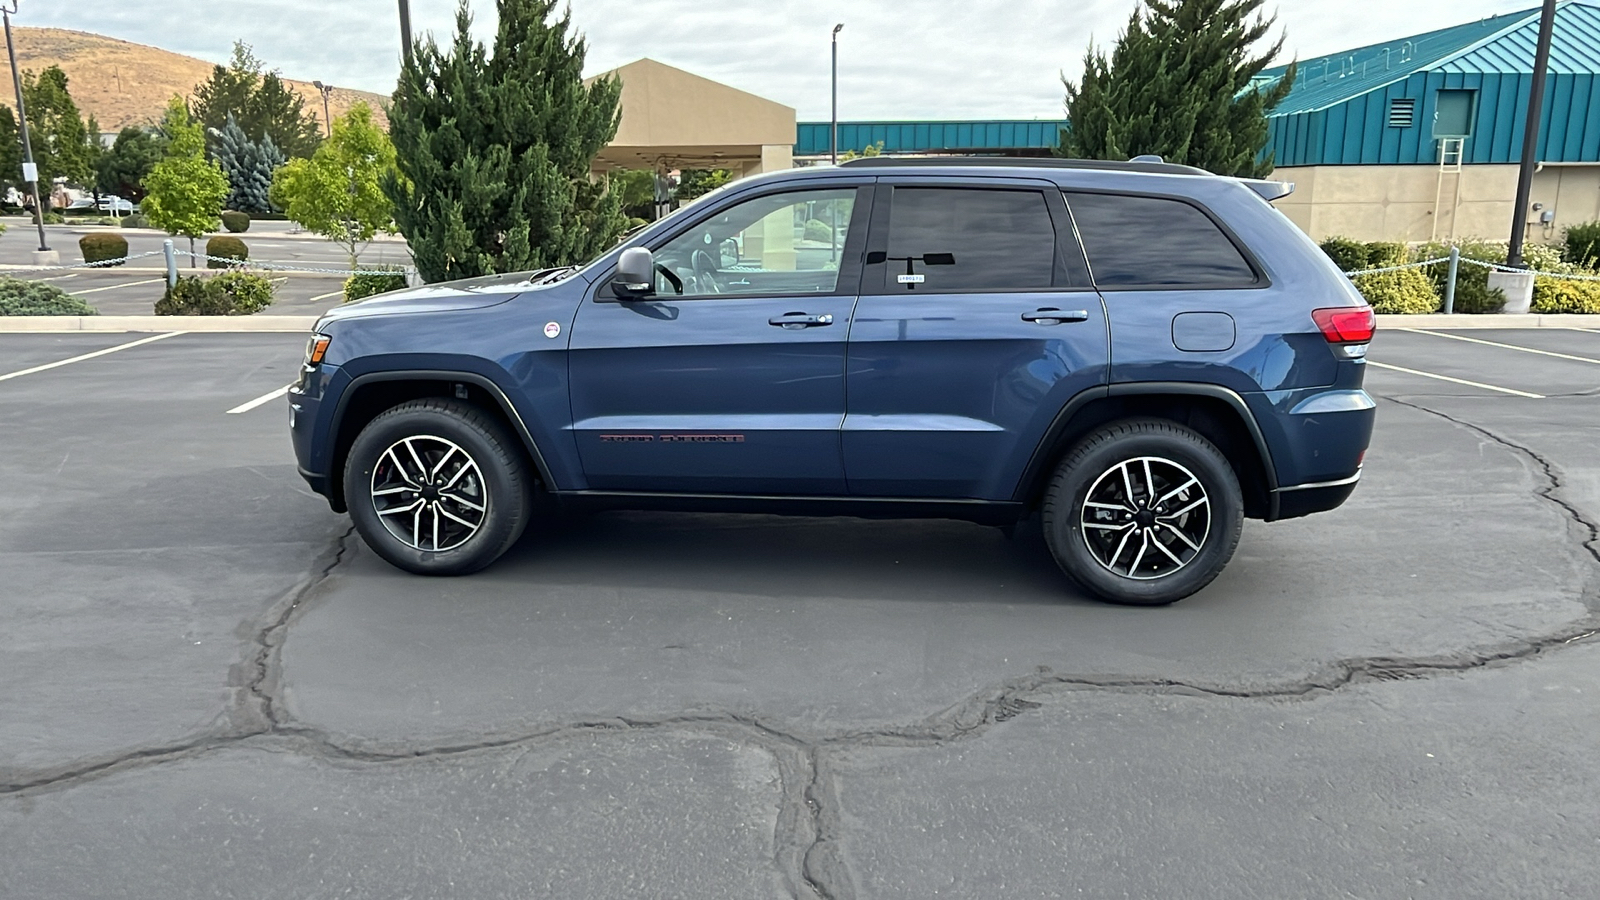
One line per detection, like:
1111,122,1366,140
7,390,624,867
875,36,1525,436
289,157,1375,605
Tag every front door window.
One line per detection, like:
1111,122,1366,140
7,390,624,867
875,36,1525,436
651,189,857,297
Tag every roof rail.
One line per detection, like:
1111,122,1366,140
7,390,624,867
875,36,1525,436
837,156,1213,177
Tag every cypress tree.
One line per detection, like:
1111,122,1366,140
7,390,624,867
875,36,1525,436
384,0,625,282
1059,0,1295,178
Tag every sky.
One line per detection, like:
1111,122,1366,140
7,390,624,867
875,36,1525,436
23,0,1539,120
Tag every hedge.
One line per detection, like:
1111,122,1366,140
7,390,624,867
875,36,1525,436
79,233,129,267
205,235,249,268
343,266,409,303
220,210,251,233
1531,277,1600,314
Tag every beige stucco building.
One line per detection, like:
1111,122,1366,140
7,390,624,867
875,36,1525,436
1269,163,1600,245
589,58,794,178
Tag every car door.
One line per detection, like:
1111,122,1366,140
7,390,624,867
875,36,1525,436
844,179,1110,499
568,181,872,494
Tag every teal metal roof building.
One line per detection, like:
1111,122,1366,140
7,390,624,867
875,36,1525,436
1264,0,1600,166
794,120,1065,158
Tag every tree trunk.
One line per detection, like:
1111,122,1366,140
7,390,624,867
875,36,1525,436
189,236,196,268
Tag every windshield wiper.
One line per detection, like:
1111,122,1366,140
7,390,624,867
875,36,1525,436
535,265,579,285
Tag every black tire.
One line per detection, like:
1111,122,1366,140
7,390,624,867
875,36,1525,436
1041,418,1243,605
343,398,531,575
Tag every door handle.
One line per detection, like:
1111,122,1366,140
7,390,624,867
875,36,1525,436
769,312,834,328
1021,308,1089,325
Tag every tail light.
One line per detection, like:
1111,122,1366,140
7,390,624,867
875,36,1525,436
1311,306,1374,358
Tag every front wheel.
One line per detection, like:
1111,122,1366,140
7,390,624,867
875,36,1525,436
1041,419,1243,605
344,399,531,575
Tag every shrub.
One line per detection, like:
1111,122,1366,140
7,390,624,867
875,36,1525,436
220,210,251,233
1318,236,1372,273
0,277,98,315
35,211,64,225
1531,276,1600,314
120,212,152,229
1351,245,1439,315
343,265,410,303
79,233,129,266
1564,221,1600,268
1414,240,1506,314
154,272,274,315
205,235,249,268
803,218,834,244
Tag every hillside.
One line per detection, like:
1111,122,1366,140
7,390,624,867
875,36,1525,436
0,27,389,133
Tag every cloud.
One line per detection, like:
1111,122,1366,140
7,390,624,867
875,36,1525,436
23,0,1534,120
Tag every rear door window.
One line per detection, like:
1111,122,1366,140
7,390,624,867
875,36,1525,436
882,188,1058,292
1064,192,1257,288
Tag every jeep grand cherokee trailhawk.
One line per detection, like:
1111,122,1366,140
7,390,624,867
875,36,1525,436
289,157,1375,605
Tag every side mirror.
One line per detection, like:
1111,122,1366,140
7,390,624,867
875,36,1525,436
719,238,739,268
611,247,656,300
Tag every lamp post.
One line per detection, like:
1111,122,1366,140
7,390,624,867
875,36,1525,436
1507,0,1558,269
2,0,51,260
398,0,413,67
312,80,333,136
831,24,843,165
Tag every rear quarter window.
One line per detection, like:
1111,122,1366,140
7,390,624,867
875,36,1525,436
1064,191,1258,288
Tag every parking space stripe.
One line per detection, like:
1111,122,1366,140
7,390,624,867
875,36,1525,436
1566,326,1600,334
1365,360,1545,398
226,384,292,414
69,278,165,296
1399,328,1600,365
0,331,186,383
308,289,344,302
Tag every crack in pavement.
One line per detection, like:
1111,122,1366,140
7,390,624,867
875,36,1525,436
4,394,1600,900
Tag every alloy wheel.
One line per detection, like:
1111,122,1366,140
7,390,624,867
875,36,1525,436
369,435,488,552
1080,456,1211,580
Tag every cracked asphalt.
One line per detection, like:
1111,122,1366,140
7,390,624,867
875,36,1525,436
1,327,1598,898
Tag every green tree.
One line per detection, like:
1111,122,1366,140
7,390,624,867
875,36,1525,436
96,127,166,203
192,41,321,159
1058,0,1294,177
611,169,656,219
21,65,96,205
384,0,626,282
671,168,731,202
270,103,398,268
0,108,22,197
142,98,230,265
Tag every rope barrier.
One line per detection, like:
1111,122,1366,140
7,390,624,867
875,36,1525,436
1344,253,1600,283
173,251,415,277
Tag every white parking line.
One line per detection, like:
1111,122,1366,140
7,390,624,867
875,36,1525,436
38,273,78,282
0,331,186,383
70,278,165,296
308,289,344,302
226,384,292,414
1365,360,1545,398
1399,328,1600,365
1566,327,1600,334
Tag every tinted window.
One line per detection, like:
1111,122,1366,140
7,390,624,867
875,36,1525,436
884,188,1057,292
1065,192,1256,288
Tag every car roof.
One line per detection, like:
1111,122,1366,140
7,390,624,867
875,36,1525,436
836,156,1213,178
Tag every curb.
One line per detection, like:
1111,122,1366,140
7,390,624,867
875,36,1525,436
1376,313,1598,328
0,316,319,333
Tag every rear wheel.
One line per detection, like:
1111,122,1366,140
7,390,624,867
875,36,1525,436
344,399,531,575
1042,419,1243,605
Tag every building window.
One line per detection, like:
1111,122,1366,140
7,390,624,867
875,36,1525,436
1433,89,1476,138
1388,98,1416,128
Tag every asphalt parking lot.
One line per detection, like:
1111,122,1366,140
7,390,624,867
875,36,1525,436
1,326,1598,898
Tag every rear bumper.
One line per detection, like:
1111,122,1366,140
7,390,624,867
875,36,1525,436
1272,469,1361,520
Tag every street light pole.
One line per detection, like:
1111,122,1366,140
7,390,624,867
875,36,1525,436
831,24,843,165
2,2,49,256
398,0,414,67
312,81,333,137
1507,0,1558,269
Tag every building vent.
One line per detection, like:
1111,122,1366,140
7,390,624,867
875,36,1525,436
1388,98,1416,128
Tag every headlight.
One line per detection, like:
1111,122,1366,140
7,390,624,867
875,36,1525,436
304,333,331,367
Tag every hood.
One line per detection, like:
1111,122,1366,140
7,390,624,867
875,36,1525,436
314,269,570,326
